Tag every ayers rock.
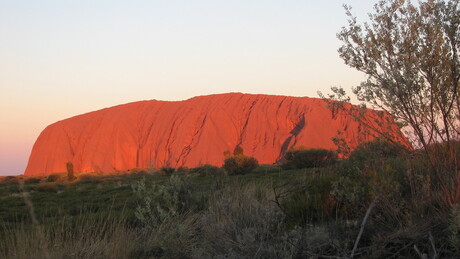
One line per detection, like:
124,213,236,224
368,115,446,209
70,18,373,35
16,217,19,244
25,93,408,176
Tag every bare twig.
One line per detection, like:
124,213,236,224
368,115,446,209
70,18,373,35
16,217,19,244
428,232,437,259
350,197,378,258
270,182,306,216
389,242,413,259
414,244,428,259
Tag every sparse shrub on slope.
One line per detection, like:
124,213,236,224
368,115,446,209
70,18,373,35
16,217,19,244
132,175,197,228
159,165,175,175
427,140,460,168
189,164,223,176
36,182,58,193
282,172,339,225
282,147,338,169
46,174,62,182
24,177,41,184
131,175,201,258
223,146,258,175
331,140,410,220
2,176,19,184
348,138,409,167
448,204,460,252
195,184,299,258
176,166,189,174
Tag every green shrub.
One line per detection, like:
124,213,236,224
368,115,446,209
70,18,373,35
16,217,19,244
176,166,189,173
132,175,196,228
224,155,258,175
195,184,297,258
331,164,372,219
47,174,62,182
349,139,409,167
189,164,223,176
448,205,460,251
282,172,338,225
282,148,337,169
223,146,258,175
331,157,409,222
160,166,175,175
36,182,58,193
24,177,41,184
128,168,148,175
2,176,19,184
252,165,282,174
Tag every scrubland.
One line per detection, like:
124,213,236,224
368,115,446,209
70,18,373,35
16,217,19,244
0,140,459,258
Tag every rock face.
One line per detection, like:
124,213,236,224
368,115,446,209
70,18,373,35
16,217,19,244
25,93,409,175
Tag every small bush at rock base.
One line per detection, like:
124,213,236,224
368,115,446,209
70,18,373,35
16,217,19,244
282,148,337,169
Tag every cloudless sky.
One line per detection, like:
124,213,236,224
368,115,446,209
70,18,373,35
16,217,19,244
0,0,377,175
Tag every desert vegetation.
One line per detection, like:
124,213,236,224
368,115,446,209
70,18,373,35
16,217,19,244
1,137,459,258
1,0,458,258
223,145,259,175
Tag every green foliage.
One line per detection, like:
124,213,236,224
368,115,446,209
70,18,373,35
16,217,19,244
282,172,338,225
425,140,460,174
132,175,195,229
1,176,19,184
196,184,298,258
0,211,137,259
24,177,41,184
328,0,460,208
223,145,258,175
282,148,338,169
349,139,409,168
224,155,258,175
176,166,189,173
46,174,61,182
448,205,460,251
159,166,175,175
336,0,459,148
334,140,410,221
251,165,282,174
1,152,459,257
331,165,372,218
189,164,223,176
36,182,58,193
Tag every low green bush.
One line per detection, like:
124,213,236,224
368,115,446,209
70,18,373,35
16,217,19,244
132,175,197,228
189,164,223,176
159,166,175,175
348,138,409,168
2,176,19,184
223,146,258,175
24,177,41,184
176,166,189,173
282,172,338,225
282,148,337,169
47,174,63,182
36,182,58,193
224,155,258,175
252,165,281,174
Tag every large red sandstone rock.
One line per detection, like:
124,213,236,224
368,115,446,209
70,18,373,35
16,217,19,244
24,93,409,175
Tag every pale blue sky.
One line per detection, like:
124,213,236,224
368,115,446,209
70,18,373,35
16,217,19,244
0,0,377,175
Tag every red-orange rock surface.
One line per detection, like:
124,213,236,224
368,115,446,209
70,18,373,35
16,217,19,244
25,93,409,175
